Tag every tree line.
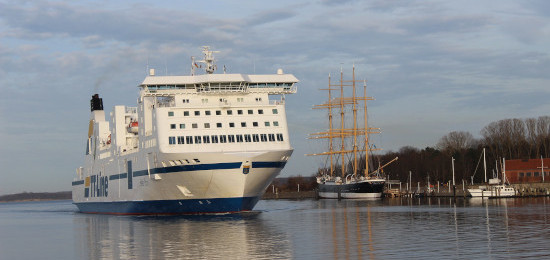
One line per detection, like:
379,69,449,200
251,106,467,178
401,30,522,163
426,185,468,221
376,116,550,184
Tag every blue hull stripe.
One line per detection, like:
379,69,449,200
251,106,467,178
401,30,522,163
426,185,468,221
74,196,261,215
72,161,285,186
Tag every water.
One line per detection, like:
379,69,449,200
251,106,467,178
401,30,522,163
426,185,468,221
1,198,549,259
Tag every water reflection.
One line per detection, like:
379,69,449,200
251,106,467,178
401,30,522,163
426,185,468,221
73,213,292,259
70,197,550,259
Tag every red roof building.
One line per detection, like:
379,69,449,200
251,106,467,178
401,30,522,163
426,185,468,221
505,158,550,184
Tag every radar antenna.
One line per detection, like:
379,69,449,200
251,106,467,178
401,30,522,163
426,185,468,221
197,46,219,74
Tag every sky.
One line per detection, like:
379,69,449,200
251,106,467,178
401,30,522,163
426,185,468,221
1,0,550,194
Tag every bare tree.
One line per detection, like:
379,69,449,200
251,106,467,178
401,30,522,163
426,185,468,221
437,131,475,155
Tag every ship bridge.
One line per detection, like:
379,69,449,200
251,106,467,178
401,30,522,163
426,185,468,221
140,72,298,96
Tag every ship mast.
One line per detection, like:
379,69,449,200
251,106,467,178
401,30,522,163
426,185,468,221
307,67,380,179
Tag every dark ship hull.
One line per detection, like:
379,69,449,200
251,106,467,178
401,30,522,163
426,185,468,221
318,179,385,198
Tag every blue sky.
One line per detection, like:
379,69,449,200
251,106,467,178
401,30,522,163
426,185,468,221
1,0,550,194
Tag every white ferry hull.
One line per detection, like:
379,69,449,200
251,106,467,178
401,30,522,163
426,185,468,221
467,185,516,198
72,150,292,215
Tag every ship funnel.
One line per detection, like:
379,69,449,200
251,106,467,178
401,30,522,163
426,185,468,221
91,94,104,112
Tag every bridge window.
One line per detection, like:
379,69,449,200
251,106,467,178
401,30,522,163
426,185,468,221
186,136,193,144
244,134,251,142
236,135,243,142
260,134,267,142
252,134,259,142
168,136,176,145
269,134,275,141
220,135,227,143
203,135,210,143
228,135,235,143
277,133,284,141
194,136,202,144
177,136,184,144
211,135,219,143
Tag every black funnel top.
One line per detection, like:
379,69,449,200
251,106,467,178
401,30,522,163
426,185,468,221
91,94,104,111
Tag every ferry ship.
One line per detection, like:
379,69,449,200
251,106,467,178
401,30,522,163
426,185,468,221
72,47,298,214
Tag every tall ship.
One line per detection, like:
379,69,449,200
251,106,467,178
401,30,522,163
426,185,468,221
72,47,298,214
308,67,396,199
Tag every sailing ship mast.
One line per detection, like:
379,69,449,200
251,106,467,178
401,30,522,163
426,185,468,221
308,66,380,179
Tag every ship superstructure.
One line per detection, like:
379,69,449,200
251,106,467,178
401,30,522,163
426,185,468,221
72,47,298,214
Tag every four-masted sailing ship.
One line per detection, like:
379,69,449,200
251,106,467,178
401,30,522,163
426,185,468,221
308,67,396,198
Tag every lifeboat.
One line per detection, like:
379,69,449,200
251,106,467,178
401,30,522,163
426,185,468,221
128,121,138,134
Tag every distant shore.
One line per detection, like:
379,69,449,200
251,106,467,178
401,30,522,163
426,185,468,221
0,191,71,203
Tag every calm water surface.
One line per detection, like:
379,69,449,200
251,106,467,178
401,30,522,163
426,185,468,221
1,197,549,259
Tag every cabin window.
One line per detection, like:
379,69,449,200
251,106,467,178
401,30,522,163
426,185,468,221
195,111,200,116
227,110,233,115
184,111,190,116
205,111,211,116
265,122,270,127
273,121,279,126
248,110,253,115
241,122,247,127
229,122,235,128
255,97,262,102
258,109,264,114
526,172,531,177
168,111,174,117
170,124,176,129
519,172,524,177
237,110,243,115
216,110,221,115
534,172,539,177
186,136,193,144
253,122,258,127
180,124,185,129
192,123,198,129
182,99,189,103
204,123,210,128
217,123,222,128
272,109,278,114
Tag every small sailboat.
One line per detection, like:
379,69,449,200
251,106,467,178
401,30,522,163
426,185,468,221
468,153,516,198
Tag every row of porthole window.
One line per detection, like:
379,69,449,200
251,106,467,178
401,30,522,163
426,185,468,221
171,121,279,130
168,108,277,117
168,133,284,145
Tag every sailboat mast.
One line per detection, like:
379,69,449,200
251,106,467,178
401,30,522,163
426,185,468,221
483,148,487,183
328,74,334,177
352,66,358,178
340,68,346,178
364,80,369,177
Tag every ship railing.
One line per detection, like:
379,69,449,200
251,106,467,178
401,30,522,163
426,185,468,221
125,107,137,114
269,100,285,105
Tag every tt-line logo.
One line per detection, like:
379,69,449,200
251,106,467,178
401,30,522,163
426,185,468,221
84,174,108,198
